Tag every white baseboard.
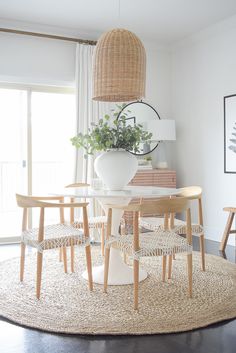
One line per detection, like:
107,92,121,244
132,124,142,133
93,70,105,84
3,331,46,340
204,226,235,246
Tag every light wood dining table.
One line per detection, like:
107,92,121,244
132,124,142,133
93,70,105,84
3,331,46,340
52,185,180,285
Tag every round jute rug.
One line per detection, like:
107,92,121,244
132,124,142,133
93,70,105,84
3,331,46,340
0,248,236,335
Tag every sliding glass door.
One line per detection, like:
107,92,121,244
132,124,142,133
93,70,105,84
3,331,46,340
31,91,75,227
31,91,75,195
0,88,27,241
0,85,75,242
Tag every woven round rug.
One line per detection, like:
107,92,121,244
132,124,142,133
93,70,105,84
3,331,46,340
0,247,236,335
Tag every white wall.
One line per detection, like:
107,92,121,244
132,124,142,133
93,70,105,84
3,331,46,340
171,15,236,245
145,43,171,118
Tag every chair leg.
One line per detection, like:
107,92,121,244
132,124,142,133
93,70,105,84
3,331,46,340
162,255,167,282
104,247,110,293
187,253,193,298
70,242,74,273
220,212,235,252
168,255,172,279
199,234,206,271
173,253,176,260
36,251,43,299
101,224,105,256
62,247,67,273
85,245,93,291
59,247,62,262
133,259,139,310
121,224,127,264
20,242,26,282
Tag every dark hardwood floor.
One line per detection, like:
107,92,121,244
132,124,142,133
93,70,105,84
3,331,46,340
0,238,235,353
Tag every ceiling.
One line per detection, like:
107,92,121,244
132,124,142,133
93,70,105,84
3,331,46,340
1,0,236,44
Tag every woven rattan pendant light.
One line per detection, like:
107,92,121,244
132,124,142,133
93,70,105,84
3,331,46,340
92,28,146,102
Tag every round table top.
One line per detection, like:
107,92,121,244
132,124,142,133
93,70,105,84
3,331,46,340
51,185,180,199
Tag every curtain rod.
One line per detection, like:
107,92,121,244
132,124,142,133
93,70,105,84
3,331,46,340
0,27,97,45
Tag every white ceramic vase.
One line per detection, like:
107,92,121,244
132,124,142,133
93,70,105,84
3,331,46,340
94,149,138,190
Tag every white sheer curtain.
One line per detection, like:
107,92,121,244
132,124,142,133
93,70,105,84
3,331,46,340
74,43,111,184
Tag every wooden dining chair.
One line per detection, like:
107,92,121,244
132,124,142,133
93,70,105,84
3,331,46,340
65,182,107,256
139,186,205,272
104,197,193,310
16,194,93,299
220,207,236,252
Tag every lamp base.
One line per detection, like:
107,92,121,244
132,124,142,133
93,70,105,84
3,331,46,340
151,142,168,169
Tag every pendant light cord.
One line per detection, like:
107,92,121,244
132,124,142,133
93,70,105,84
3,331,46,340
118,0,121,27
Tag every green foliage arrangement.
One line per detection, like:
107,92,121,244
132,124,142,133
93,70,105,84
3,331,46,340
71,105,152,157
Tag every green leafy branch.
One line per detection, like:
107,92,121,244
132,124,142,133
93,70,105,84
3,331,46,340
71,105,152,157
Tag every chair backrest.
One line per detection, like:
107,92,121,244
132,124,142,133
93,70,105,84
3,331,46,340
65,182,90,188
65,182,105,221
65,182,90,223
139,197,190,215
177,186,202,200
177,186,203,226
16,194,66,233
16,194,64,208
16,194,90,239
107,197,190,216
107,197,192,248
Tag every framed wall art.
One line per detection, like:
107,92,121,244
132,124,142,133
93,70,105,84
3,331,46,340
224,94,236,173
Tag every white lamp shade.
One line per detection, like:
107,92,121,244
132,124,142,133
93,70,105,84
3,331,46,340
147,119,176,141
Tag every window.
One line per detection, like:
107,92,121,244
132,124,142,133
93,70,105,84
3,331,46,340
0,85,75,242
